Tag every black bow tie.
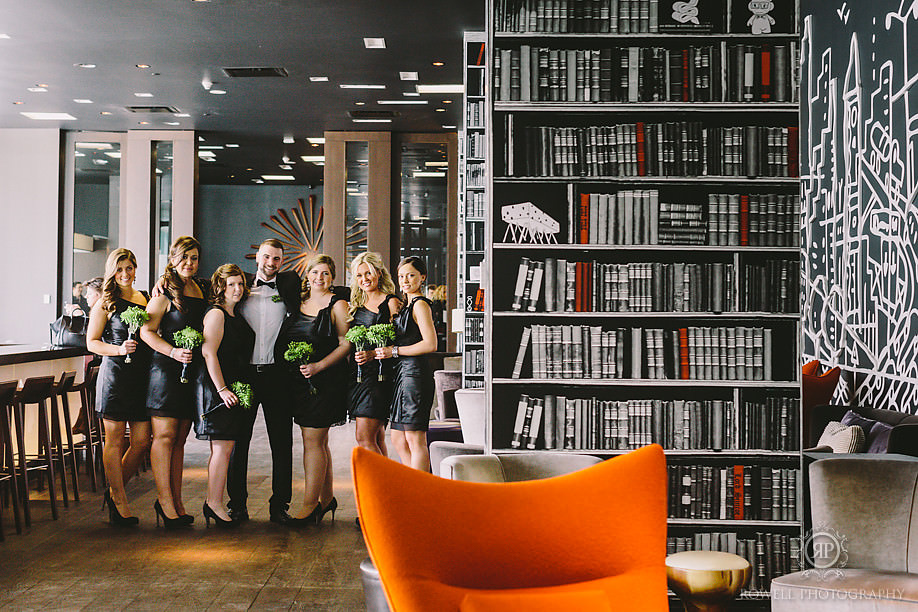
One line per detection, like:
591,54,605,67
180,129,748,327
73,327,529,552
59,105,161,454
256,279,276,289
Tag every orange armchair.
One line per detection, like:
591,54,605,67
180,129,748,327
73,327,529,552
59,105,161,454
352,444,669,612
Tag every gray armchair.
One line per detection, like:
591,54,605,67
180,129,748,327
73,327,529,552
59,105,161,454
771,456,918,610
440,452,602,482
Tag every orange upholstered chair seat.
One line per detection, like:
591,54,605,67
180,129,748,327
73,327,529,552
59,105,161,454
352,444,669,612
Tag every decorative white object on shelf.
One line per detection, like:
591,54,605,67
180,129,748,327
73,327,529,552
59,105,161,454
501,202,560,244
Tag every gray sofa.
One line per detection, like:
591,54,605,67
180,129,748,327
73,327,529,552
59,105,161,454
771,456,918,610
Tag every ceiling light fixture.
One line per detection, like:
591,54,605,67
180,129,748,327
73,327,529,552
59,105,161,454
37,83,49,88
75,63,96,69
400,72,419,81
309,76,329,82
27,87,47,93
174,113,191,117
339,84,386,89
198,151,216,158
199,145,224,150
100,111,113,115
413,170,445,177
416,84,464,94
283,135,295,144
74,152,85,157
279,164,293,170
300,155,325,163
209,89,226,95
261,175,296,181
164,121,180,125
75,142,113,150
403,92,421,97
138,121,150,125
432,61,445,67
442,125,456,129
306,137,325,145
442,100,452,104
253,179,264,183
73,99,93,104
20,112,76,120
435,108,446,112
363,37,386,49
352,118,392,123
92,159,109,165
134,92,154,97
425,161,449,167
104,151,122,158
135,64,150,69
12,101,23,105
226,143,239,148
354,101,365,106
377,100,428,105
0,34,9,39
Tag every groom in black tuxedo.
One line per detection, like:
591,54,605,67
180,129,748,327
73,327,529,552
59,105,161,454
229,238,302,524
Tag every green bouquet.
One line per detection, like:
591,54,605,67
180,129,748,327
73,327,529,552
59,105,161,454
230,381,253,410
120,306,149,364
173,326,204,383
283,340,317,394
345,326,369,383
367,323,396,382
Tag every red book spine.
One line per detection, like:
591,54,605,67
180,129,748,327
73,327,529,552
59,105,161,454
681,50,689,102
575,262,583,312
579,193,590,244
636,122,646,176
788,126,799,177
733,465,744,520
760,46,771,101
474,288,485,311
475,42,485,67
586,261,593,312
740,195,749,246
678,328,689,379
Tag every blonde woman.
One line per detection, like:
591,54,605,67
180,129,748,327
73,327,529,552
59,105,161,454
86,248,151,526
276,255,351,525
141,236,206,529
348,252,401,457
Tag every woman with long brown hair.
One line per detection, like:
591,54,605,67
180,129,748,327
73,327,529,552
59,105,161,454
85,248,151,525
141,236,207,529
195,264,254,528
276,254,351,525
348,252,401,456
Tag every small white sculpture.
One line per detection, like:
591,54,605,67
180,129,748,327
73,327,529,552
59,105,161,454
501,202,560,244
672,0,700,24
747,0,775,34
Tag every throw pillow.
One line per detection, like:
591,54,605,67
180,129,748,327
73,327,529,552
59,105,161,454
802,360,820,376
840,410,894,453
802,364,841,410
816,421,865,453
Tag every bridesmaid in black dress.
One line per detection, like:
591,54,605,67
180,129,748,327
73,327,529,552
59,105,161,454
86,248,151,525
347,252,401,456
197,264,254,528
276,254,351,525
141,236,206,529
376,256,438,472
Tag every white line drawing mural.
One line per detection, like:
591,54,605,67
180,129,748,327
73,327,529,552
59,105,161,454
802,1,918,412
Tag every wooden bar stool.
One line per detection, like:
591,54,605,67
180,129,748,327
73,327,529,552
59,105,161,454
51,371,80,503
12,376,60,524
72,366,102,490
0,380,23,537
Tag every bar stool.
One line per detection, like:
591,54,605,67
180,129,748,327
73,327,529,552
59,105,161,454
0,380,23,537
51,371,80,503
12,376,60,524
71,366,102,490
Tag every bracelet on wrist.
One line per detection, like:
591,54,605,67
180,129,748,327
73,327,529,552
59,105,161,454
169,347,175,358
391,346,399,359
217,385,227,393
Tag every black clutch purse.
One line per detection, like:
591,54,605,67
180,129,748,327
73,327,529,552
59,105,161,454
50,312,88,348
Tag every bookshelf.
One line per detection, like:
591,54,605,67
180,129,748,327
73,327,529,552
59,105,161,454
460,31,487,389
484,0,802,600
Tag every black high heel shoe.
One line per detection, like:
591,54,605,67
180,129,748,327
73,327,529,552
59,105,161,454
319,497,338,523
103,488,139,526
288,503,322,527
202,502,237,529
153,499,187,530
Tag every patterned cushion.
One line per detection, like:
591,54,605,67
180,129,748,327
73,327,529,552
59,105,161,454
840,410,895,453
817,421,866,453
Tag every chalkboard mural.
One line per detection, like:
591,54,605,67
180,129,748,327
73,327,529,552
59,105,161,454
802,1,918,412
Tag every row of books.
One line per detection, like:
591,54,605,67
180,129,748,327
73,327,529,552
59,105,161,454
465,378,485,388
668,532,801,593
466,101,485,127
467,165,485,187
667,465,800,521
494,43,797,103
494,0,796,34
512,324,778,380
464,316,484,343
464,191,485,219
510,394,800,451
466,223,486,252
466,131,485,158
555,190,800,247
465,349,485,375
742,260,799,313
504,120,800,178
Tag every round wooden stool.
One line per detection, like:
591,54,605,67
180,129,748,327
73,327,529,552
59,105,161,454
666,550,751,612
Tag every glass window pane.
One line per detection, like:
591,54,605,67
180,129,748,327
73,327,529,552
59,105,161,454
153,141,174,280
345,141,369,283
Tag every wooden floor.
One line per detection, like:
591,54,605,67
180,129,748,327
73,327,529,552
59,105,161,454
0,415,373,611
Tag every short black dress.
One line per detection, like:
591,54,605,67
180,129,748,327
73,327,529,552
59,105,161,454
147,294,207,419
348,295,399,422
194,306,255,441
390,296,434,432
95,296,152,422
276,295,348,428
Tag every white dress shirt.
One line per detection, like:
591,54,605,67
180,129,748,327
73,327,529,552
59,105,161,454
239,274,288,365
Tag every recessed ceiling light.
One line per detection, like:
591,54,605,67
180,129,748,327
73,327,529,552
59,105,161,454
0,34,9,39
282,155,293,164
253,178,264,183
400,72,419,81
309,76,329,82
300,155,325,163
261,175,295,181
174,113,191,117
432,61,445,67
164,121,180,125
76,142,113,150
442,125,456,129
135,64,150,69
92,159,109,165
226,143,239,148
306,137,325,144
73,99,93,104
377,100,428,105
354,101,365,106
199,145,224,150
104,151,122,158
442,100,452,104
12,101,22,105
74,151,85,157
27,87,47,93
435,108,446,112
364,37,386,49
198,151,216,158
311,143,320,147
417,84,464,94
339,84,386,89
138,121,150,125
134,92,154,97
283,135,295,144
20,111,76,120
74,63,96,69
352,118,392,123
279,164,293,170
413,170,445,177
209,89,226,95
403,92,421,97
37,83,49,88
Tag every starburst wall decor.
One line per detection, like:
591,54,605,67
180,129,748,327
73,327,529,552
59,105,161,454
247,195,323,276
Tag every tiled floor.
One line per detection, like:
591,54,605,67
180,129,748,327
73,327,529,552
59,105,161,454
0,414,373,611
